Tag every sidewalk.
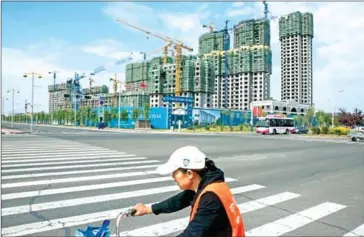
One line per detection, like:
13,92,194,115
1,128,27,135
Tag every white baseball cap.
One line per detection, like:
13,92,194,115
156,146,206,175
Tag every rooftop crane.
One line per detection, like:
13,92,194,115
65,54,134,111
202,21,215,33
89,78,95,88
140,43,173,61
116,17,179,65
115,17,193,99
262,1,277,21
203,20,233,109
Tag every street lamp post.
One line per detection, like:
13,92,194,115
330,90,344,128
110,75,123,129
329,90,344,128
49,71,59,125
7,88,20,128
2,97,8,122
23,72,42,133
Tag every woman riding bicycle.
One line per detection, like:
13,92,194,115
132,146,245,237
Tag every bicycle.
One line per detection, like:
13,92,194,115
75,208,137,237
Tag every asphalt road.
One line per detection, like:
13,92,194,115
1,122,364,236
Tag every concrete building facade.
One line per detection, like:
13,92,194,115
279,11,314,105
200,18,272,111
251,99,310,116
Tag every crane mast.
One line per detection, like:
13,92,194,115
115,17,193,100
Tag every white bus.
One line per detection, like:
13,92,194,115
256,116,295,135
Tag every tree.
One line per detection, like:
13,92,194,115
338,108,364,127
243,111,249,125
132,108,142,121
143,104,150,121
316,110,326,127
120,109,129,122
294,115,303,126
305,106,315,127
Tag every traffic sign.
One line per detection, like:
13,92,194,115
173,108,187,115
163,96,193,103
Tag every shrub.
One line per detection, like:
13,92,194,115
239,124,244,131
205,125,210,131
311,127,320,135
332,126,349,136
321,126,329,134
229,125,233,131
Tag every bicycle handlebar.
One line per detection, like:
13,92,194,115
115,208,137,237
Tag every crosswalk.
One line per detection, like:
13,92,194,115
1,134,363,237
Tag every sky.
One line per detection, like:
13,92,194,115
2,1,364,115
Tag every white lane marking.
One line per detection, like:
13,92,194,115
1,151,126,159
1,178,236,216
246,202,346,236
1,164,160,180
2,169,158,189
2,176,173,200
2,154,136,163
118,191,298,236
1,203,157,237
1,181,246,236
343,223,364,236
1,147,113,155
1,159,157,173
2,144,99,149
2,156,146,168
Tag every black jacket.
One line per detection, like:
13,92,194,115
151,168,232,237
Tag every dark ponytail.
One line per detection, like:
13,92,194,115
204,158,217,172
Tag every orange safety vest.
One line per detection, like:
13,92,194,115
190,182,245,237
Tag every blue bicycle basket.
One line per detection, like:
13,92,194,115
75,220,110,237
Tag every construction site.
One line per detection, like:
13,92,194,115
48,1,275,113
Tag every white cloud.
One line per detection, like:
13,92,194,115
81,39,143,61
232,2,245,8
226,7,256,17
268,2,364,111
103,2,162,33
2,47,78,114
3,2,363,116
103,2,211,55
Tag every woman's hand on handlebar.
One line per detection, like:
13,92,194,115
132,203,153,216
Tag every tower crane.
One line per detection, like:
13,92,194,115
203,20,233,108
109,73,122,107
140,43,173,61
89,78,95,88
262,1,277,21
115,17,193,98
65,54,134,111
202,21,215,33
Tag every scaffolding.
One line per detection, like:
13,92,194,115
234,18,270,48
124,55,215,96
198,31,226,56
82,86,109,95
202,45,272,75
279,11,314,39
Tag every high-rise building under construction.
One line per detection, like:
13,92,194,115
125,55,215,109
122,17,272,111
279,11,314,105
199,18,272,111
